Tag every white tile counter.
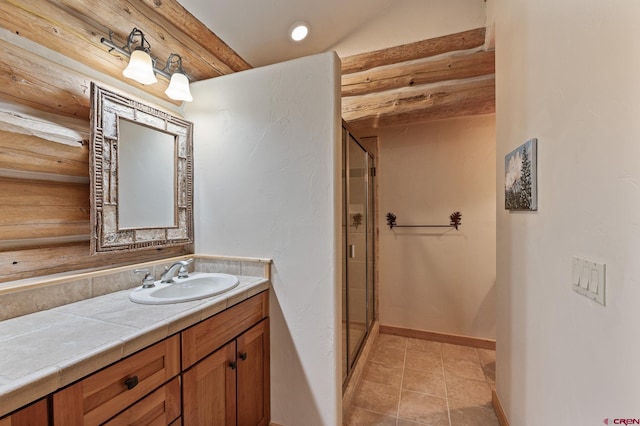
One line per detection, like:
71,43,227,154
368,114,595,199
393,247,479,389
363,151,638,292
0,275,270,418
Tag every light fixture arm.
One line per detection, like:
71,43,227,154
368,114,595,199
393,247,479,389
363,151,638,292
162,54,191,81
125,28,151,54
100,30,131,58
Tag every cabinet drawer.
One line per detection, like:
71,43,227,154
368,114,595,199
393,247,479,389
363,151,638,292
53,335,180,425
103,377,180,426
182,291,268,369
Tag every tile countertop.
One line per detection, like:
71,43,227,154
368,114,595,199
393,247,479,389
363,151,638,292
0,275,269,418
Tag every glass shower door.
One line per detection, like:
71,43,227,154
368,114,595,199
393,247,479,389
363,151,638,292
343,133,371,382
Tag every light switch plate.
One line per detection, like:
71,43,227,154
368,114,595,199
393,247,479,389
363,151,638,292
572,256,606,306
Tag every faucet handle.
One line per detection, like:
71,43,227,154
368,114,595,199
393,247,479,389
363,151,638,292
178,266,189,279
134,269,155,288
178,261,192,279
177,258,194,279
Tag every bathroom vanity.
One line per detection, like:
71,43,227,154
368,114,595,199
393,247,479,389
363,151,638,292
0,88,271,424
0,259,271,425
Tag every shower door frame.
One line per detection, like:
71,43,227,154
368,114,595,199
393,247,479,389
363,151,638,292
342,125,376,388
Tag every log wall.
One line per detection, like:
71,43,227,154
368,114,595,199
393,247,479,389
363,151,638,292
0,1,247,283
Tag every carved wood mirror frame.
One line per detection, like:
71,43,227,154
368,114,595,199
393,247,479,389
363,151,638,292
89,83,193,254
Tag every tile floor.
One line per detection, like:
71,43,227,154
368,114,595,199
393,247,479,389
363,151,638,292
346,333,498,426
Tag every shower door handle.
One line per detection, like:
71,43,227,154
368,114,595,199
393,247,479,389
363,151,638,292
349,245,356,258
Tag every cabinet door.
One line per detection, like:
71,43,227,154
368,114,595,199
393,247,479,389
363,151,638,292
0,399,48,426
237,319,270,426
183,341,236,426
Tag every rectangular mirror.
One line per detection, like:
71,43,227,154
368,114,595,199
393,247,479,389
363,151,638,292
90,83,193,253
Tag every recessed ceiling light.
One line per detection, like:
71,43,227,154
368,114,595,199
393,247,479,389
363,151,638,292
289,21,309,42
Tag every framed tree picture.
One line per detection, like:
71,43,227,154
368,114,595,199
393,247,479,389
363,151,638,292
505,138,537,210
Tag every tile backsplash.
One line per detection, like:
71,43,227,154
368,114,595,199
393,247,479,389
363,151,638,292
0,255,270,321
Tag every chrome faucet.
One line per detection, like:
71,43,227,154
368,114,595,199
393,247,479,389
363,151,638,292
160,259,193,283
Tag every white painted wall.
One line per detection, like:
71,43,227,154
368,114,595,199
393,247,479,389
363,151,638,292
185,52,342,426
329,0,487,57
378,115,496,339
492,0,640,423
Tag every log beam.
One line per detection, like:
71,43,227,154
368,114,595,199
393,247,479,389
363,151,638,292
0,177,89,241
0,38,91,120
341,28,495,129
341,28,486,74
0,243,190,282
0,101,89,146
342,75,495,130
342,49,494,97
138,0,252,72
0,130,88,177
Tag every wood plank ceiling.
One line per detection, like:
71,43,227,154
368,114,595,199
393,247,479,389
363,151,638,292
340,28,495,133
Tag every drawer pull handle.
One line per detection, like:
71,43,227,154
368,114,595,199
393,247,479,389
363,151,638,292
229,361,237,370
125,376,139,390
239,352,248,361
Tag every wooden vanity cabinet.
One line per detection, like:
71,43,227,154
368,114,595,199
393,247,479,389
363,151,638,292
182,292,270,426
6,291,269,426
52,335,180,425
0,399,48,426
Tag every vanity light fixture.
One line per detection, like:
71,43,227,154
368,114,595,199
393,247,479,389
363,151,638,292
289,21,310,42
163,54,193,102
116,28,157,85
100,28,193,101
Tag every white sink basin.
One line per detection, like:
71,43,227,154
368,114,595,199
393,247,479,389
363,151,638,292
129,273,240,305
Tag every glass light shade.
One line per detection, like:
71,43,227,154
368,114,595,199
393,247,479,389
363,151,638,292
165,72,193,102
123,50,157,85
